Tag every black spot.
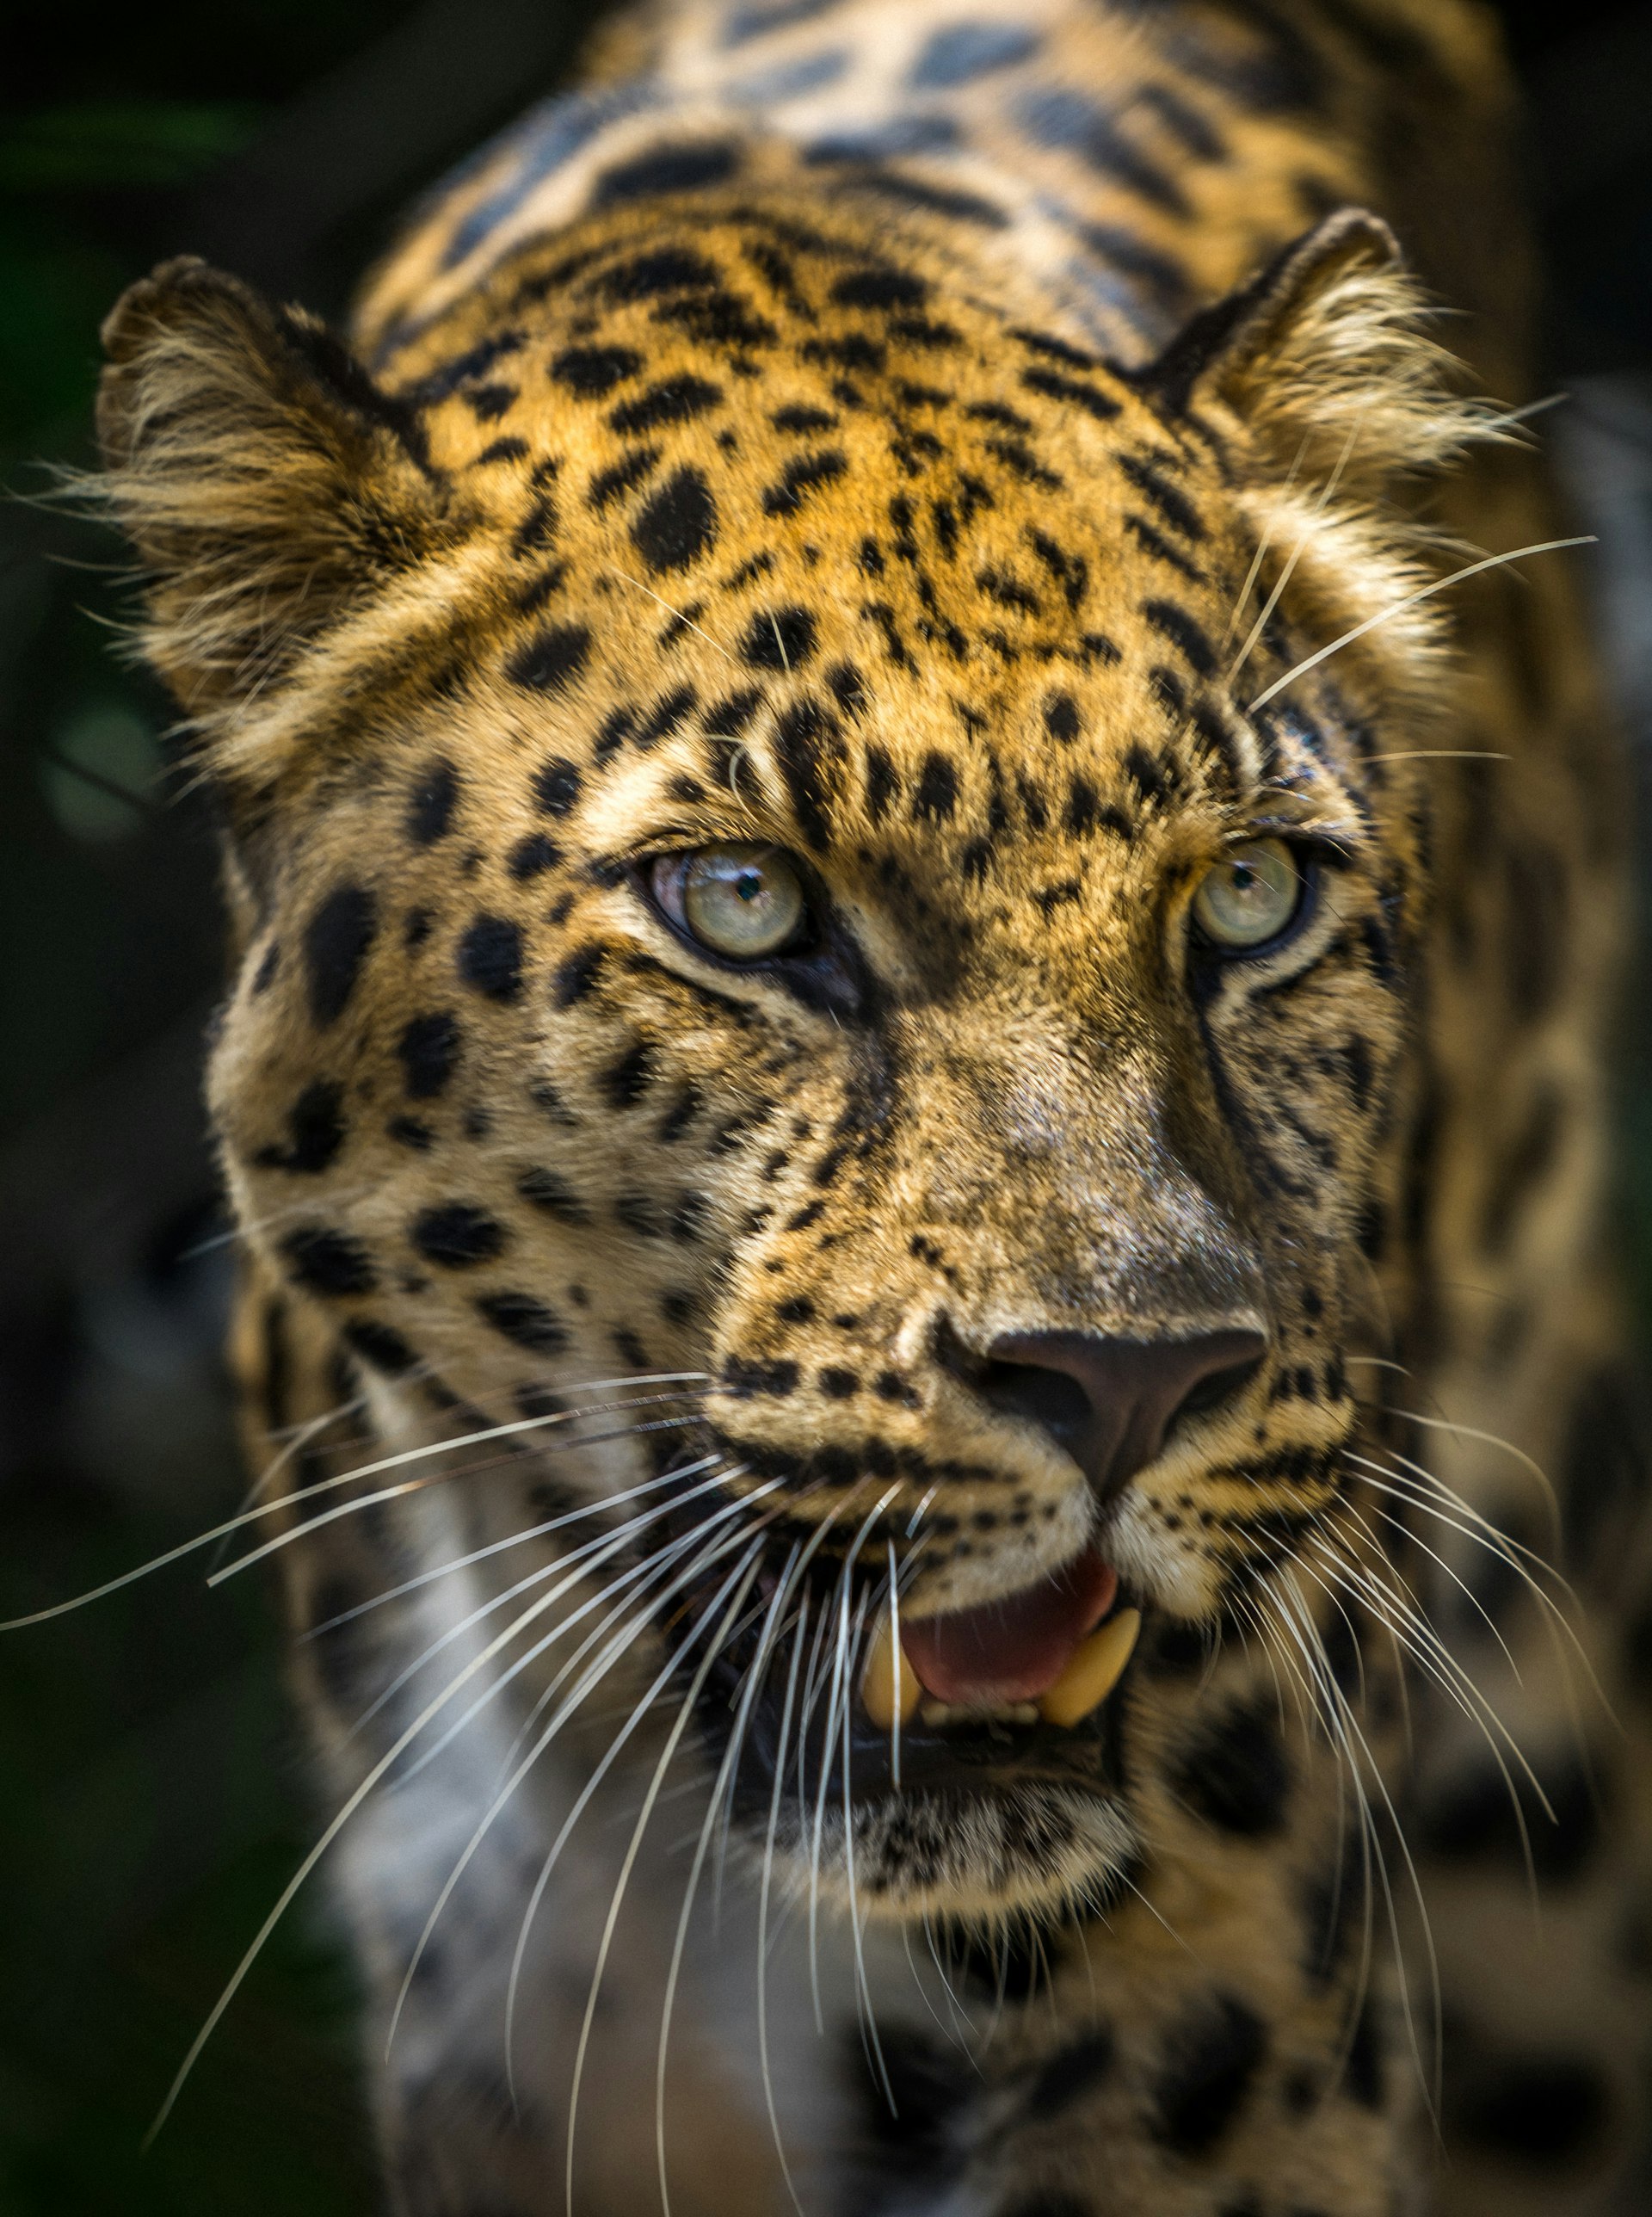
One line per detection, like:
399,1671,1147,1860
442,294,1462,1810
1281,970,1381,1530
533,756,583,818
411,1202,505,1269
818,1368,859,1399
864,745,899,820
1014,85,1187,214
912,753,958,822
476,1290,569,1353
553,943,606,1007
772,696,839,851
509,831,560,880
256,1078,346,1174
608,374,726,435
1026,2029,1114,2119
458,915,524,1002
509,622,591,695
407,759,459,844
1020,365,1122,423
909,21,1039,86
589,445,662,509
591,140,741,206
398,1011,461,1099
387,1115,433,1151
632,466,718,570
1043,692,1081,744
303,885,377,1027
826,661,866,715
704,688,764,737
552,344,644,395
1170,1696,1291,1837
517,1166,589,1224
342,1318,418,1376
763,449,848,516
599,245,724,303
831,265,928,311
1150,1996,1267,2156
742,606,817,669
282,1225,377,1297
1118,453,1205,541
721,1356,800,1397
635,683,698,748
1143,598,1217,676
601,1039,656,1108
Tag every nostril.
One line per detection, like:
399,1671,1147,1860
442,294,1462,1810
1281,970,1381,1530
977,1359,1094,1459
1170,1350,1265,1428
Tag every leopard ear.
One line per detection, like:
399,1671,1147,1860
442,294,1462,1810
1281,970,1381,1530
1143,209,1488,486
96,256,460,740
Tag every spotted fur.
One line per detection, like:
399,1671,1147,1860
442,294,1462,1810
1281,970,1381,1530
93,1,1651,2211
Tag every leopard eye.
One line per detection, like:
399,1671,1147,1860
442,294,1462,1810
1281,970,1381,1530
1192,838,1304,953
653,843,809,960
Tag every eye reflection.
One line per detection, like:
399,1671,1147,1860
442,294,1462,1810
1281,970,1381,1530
1192,838,1305,952
652,843,809,960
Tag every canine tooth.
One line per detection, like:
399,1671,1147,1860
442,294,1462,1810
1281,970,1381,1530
862,1618,922,1729
1039,1609,1142,1728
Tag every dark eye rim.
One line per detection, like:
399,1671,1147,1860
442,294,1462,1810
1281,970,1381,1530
638,843,820,968
1187,841,1327,966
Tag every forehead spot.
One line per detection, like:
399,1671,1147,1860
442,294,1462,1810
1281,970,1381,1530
552,343,644,396
742,606,817,670
509,623,592,695
533,757,583,816
607,374,725,435
632,465,718,571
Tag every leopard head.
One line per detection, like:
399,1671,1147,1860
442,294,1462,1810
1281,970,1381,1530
97,203,1488,1922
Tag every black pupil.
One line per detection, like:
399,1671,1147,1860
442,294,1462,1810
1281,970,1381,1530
735,869,763,905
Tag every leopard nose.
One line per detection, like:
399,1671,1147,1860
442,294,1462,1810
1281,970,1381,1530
978,1329,1267,1502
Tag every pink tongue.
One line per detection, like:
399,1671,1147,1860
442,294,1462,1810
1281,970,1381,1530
900,1549,1119,1706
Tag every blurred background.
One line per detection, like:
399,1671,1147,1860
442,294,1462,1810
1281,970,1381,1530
0,3,1649,2208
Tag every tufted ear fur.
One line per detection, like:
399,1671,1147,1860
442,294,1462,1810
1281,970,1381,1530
96,256,463,735
1144,212,1501,702
1144,208,1492,489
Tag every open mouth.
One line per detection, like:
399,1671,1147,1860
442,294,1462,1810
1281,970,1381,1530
692,1540,1144,1813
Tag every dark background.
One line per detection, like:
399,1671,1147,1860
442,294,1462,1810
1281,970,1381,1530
1,4,1649,2208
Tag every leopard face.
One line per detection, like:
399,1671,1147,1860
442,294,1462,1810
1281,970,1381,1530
98,199,1476,1924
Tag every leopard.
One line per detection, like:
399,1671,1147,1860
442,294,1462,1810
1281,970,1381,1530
81,0,1652,2210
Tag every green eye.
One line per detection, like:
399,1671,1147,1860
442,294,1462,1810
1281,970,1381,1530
1192,838,1304,952
655,843,809,960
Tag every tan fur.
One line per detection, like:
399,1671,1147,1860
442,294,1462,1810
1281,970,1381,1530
89,2,1649,2211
